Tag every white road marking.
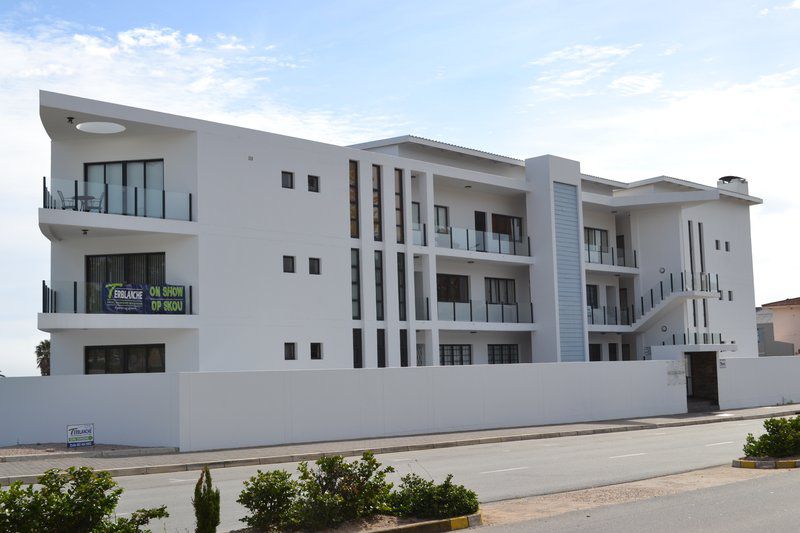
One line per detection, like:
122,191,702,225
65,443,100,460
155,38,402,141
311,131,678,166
390,458,412,462
608,453,647,459
705,441,735,447
649,432,668,436
480,466,529,474
168,478,195,483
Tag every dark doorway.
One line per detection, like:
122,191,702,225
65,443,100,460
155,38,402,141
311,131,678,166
475,211,486,251
589,343,603,361
608,343,618,361
687,351,719,410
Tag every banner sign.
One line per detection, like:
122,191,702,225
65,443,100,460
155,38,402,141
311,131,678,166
102,283,186,314
67,423,94,448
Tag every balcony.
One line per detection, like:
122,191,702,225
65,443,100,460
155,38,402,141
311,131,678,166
584,244,638,268
436,300,533,323
434,227,530,257
43,281,194,315
43,178,193,221
412,223,427,246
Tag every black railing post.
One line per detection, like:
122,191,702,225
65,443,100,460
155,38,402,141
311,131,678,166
640,296,645,316
134,187,138,216
716,273,719,292
449,228,453,249
466,229,470,251
660,281,664,300
162,189,166,219
603,305,607,325
672,334,676,344
42,176,47,208
634,250,638,268
188,193,193,222
104,182,109,214
513,236,517,256
650,288,654,308
501,303,505,323
670,273,674,292
470,300,473,322
611,247,615,266
42,280,46,313
530,302,534,323
426,297,429,320
516,302,520,323
681,272,685,291
189,285,193,315
73,180,78,211
527,236,531,257
73,281,77,313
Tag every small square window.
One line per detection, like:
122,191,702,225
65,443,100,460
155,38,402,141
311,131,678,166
715,240,720,250
311,342,323,360
308,175,320,192
283,255,295,273
284,342,296,360
728,290,734,301
281,171,294,189
725,241,731,252
309,257,321,275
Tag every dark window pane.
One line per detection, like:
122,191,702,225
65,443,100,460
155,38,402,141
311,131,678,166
311,342,322,360
349,161,359,238
309,257,321,275
107,347,124,374
284,342,296,360
283,255,295,273
308,175,320,192
85,347,106,374
147,346,165,372
281,171,294,189
127,347,147,373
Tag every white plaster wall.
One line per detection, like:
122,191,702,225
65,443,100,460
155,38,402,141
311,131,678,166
718,356,800,409
433,184,527,232
771,306,800,353
0,374,179,447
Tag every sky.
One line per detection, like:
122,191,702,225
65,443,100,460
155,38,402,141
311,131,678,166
0,0,799,375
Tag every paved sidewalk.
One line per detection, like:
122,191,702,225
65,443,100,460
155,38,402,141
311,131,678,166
2,404,797,485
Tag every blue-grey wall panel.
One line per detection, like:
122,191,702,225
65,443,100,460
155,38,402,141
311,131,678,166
553,182,585,361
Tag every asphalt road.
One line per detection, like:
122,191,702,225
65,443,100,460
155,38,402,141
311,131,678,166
483,468,800,532
114,417,766,532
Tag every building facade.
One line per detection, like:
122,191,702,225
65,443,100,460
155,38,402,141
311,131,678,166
38,91,761,376
757,299,800,356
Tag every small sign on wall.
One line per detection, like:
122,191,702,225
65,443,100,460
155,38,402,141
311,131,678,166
719,358,727,369
67,423,94,448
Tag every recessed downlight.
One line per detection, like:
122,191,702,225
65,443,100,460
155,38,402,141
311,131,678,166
76,121,126,134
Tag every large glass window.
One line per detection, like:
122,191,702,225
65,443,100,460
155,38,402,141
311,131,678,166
84,344,165,374
440,344,472,365
281,171,294,189
394,169,404,243
85,253,165,313
397,252,407,321
584,227,609,252
352,328,363,368
351,249,361,319
434,205,449,234
349,161,359,238
437,274,469,303
488,344,519,364
485,278,516,304
492,214,523,241
377,329,386,368
586,284,599,309
373,165,383,241
400,329,409,367
84,160,164,216
374,250,384,320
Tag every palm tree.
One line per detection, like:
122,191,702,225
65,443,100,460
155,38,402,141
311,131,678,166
35,339,50,376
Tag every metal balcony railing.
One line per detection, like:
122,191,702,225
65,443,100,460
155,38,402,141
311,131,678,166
436,300,534,323
434,227,530,256
43,281,194,315
43,177,193,221
584,244,638,267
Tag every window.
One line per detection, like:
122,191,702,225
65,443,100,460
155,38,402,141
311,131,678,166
349,161,360,238
397,252,407,321
434,205,449,234
485,278,516,304
437,274,469,303
84,159,164,216
725,241,731,252
395,169,405,243
400,329,409,367
281,171,294,189
352,328,363,368
309,257,321,275
351,249,361,319
84,344,165,374
377,329,386,368
375,251,384,320
372,165,383,241
310,342,323,360
308,175,320,192
283,255,295,273
715,239,720,250
608,343,618,361
440,344,472,365
492,214,523,241
584,227,609,252
85,253,165,313
589,344,603,362
729,290,734,301
284,342,296,360
488,344,519,364
586,284,599,309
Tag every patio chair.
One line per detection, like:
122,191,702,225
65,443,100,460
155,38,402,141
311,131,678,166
88,191,105,212
57,190,76,210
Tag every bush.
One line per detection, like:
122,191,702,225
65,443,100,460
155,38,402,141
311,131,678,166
743,416,800,458
390,473,479,520
193,466,220,533
237,469,298,532
0,466,167,533
294,451,394,529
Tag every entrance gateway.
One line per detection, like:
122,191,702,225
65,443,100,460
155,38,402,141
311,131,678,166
685,351,719,412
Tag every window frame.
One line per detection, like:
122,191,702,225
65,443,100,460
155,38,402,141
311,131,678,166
310,342,323,360
309,257,321,275
394,168,404,243
349,161,360,238
434,205,449,234
437,274,469,303
284,342,297,360
283,255,296,273
488,344,519,364
439,344,472,366
351,249,361,319
84,343,165,374
374,250,385,320
307,174,320,193
372,164,383,241
397,252,407,321
485,277,517,304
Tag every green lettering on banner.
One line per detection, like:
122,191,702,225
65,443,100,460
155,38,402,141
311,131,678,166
149,286,161,298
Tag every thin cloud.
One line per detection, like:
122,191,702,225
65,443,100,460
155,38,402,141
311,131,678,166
609,73,663,95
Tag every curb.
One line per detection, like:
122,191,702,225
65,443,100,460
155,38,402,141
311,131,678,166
732,458,800,469
0,447,177,464
1,407,798,486
373,512,482,532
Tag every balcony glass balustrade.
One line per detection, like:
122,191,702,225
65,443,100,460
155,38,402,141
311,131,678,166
434,226,530,256
436,300,533,323
43,178,192,221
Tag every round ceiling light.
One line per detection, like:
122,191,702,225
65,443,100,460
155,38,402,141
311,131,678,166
76,121,126,134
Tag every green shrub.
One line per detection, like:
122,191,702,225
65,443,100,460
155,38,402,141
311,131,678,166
294,451,394,530
743,416,800,458
193,466,220,533
390,473,479,520
237,469,298,531
0,466,167,533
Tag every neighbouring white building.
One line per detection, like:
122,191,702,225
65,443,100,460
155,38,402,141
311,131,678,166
757,298,800,356
38,91,761,394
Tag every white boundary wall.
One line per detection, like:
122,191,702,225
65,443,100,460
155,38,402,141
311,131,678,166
1,362,687,451
718,356,800,410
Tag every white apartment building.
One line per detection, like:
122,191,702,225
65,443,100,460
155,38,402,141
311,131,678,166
38,91,761,388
